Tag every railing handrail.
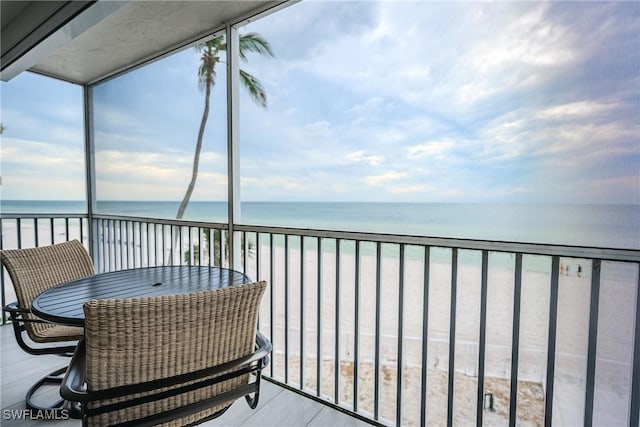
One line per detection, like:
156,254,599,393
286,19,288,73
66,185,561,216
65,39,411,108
91,213,229,230
3,212,638,262
234,224,640,262
0,212,88,219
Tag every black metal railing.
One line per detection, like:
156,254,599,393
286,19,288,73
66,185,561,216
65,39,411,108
1,212,639,426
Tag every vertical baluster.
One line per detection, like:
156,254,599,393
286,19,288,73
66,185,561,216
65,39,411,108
16,218,22,249
219,229,225,268
116,220,120,269
300,235,305,391
447,248,458,427
188,226,193,265
243,231,247,273
105,220,110,271
126,221,131,268
421,246,431,427
207,228,215,266
270,233,275,377
256,233,261,279
477,250,489,426
374,242,382,420
137,222,142,267
109,220,115,271
354,240,361,412
285,234,289,383
65,217,70,241
630,262,640,427
34,218,39,247
256,233,262,333
584,259,602,427
145,223,150,267
149,223,154,267
179,226,184,266
121,220,125,269
509,253,523,426
396,244,405,426
162,224,167,267
49,218,54,244
114,220,119,269
317,237,323,397
99,219,104,272
335,239,341,405
100,219,105,270
544,256,560,427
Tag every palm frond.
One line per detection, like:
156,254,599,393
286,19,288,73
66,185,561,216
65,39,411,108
196,41,220,92
238,33,274,62
239,69,268,108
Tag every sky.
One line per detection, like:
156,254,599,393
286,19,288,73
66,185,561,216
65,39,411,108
1,0,639,204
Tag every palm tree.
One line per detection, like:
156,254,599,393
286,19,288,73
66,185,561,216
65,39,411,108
176,33,273,219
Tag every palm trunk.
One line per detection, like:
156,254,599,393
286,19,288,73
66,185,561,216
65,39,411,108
177,80,211,219
168,79,211,264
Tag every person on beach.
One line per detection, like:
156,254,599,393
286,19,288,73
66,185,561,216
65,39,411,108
560,264,565,276
565,265,570,276
577,264,582,278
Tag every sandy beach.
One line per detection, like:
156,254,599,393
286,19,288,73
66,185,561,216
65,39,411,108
1,220,638,425
250,243,638,426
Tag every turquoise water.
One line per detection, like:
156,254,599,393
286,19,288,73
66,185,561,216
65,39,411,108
1,200,638,250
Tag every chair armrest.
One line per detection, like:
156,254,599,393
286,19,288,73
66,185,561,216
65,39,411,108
63,332,272,403
3,301,29,315
60,339,89,401
3,301,55,324
254,331,272,363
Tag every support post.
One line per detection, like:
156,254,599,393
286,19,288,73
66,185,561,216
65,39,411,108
226,24,241,270
83,84,98,271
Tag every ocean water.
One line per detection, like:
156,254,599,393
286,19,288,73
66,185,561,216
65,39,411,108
1,200,638,250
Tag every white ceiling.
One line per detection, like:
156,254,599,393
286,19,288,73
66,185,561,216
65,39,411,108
1,0,286,85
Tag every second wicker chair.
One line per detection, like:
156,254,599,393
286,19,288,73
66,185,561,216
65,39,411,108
1,239,95,414
61,280,271,427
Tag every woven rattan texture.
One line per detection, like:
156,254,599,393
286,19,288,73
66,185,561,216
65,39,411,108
0,240,94,342
83,280,267,427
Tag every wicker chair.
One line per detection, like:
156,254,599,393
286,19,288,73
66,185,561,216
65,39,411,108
1,239,95,414
61,280,271,427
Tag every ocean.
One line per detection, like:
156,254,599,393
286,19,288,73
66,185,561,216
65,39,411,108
1,200,638,250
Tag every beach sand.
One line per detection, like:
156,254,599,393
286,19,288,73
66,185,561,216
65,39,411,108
251,244,638,426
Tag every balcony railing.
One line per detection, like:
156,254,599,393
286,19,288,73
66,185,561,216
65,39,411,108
1,212,639,426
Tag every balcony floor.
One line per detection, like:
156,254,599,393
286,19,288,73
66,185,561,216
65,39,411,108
1,325,371,427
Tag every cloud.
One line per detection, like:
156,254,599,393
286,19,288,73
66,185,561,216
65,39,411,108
535,101,617,120
1,137,85,199
389,184,427,194
346,97,386,116
365,171,407,186
346,151,383,166
407,139,457,160
92,149,227,201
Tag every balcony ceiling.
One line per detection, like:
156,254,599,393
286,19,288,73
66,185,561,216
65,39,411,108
1,0,285,85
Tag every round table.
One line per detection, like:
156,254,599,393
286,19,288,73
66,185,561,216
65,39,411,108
31,266,251,326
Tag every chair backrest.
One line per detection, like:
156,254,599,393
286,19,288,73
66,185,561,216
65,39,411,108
83,280,267,427
0,240,95,339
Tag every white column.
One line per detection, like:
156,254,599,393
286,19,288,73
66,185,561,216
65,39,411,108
83,84,99,270
226,24,242,270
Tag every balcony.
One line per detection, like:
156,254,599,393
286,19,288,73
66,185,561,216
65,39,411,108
1,212,638,426
1,1,639,426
